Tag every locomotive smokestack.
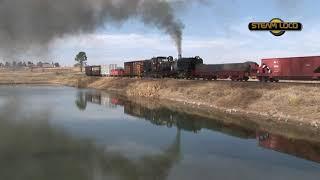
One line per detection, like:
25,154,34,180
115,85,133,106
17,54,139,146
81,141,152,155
178,53,182,59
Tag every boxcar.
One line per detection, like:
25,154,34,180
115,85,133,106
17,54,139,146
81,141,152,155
124,60,145,77
195,62,259,81
124,62,133,77
85,66,101,76
258,56,320,82
85,66,91,76
133,61,145,77
100,65,109,76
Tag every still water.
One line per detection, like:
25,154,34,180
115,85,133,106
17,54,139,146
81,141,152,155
0,85,319,180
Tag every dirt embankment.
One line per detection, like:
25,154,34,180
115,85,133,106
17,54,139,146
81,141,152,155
0,70,319,129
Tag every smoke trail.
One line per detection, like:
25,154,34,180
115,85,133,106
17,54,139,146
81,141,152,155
139,0,184,56
0,0,188,59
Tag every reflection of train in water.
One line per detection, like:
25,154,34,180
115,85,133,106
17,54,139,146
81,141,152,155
80,91,320,164
257,132,320,163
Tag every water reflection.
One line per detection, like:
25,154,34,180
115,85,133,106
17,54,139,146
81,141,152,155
75,91,87,111
0,97,181,180
81,90,320,164
257,132,320,164
81,91,255,138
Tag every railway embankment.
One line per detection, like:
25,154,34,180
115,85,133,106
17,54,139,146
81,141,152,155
0,70,319,131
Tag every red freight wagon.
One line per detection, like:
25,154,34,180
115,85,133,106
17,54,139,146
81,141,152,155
111,69,125,77
258,56,320,82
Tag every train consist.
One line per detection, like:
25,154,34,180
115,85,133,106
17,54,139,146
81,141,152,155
85,56,320,82
85,64,125,77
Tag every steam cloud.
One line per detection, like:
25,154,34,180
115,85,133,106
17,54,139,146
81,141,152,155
0,0,187,58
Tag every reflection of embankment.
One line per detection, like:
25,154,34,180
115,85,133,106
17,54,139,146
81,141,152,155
82,91,320,164
0,98,181,180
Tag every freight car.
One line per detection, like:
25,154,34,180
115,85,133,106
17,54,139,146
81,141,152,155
100,64,118,76
257,56,320,82
124,60,145,77
195,62,259,81
85,66,101,76
100,65,109,76
110,68,125,77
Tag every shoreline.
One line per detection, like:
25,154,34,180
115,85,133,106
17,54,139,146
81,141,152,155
107,92,320,143
0,70,319,133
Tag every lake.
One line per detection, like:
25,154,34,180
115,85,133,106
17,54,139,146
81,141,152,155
0,85,319,180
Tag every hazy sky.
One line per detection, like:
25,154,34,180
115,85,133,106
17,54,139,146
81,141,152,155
14,0,320,66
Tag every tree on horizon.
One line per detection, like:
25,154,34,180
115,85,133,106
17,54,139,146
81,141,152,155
75,52,87,72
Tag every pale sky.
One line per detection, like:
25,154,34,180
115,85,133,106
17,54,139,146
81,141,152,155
48,0,319,66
